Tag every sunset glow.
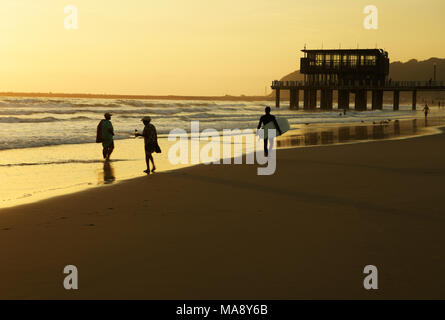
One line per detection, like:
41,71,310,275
0,0,444,96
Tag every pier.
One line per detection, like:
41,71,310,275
272,49,445,110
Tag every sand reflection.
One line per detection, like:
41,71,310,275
101,161,116,185
276,117,445,149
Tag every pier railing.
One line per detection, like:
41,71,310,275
271,80,445,89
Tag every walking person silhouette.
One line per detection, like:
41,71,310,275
135,116,160,174
423,104,430,119
96,113,114,161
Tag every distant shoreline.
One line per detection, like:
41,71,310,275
0,92,273,102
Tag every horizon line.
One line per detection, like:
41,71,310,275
0,91,273,101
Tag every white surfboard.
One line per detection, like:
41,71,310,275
262,117,290,139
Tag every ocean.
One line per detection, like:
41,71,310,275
0,97,423,151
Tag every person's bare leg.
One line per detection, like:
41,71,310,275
150,154,156,172
144,153,150,174
106,145,114,160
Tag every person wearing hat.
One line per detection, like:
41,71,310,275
135,116,158,174
100,112,114,161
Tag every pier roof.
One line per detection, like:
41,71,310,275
301,49,385,55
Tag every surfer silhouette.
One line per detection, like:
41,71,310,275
257,106,282,157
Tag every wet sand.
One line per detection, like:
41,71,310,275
0,127,445,299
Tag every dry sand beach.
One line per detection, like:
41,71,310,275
0,126,444,299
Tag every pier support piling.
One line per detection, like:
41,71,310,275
310,89,317,109
355,90,367,111
295,89,300,109
412,90,417,110
304,88,317,109
320,89,333,110
275,89,280,108
290,88,299,109
372,90,383,110
328,89,333,109
303,88,309,109
338,89,350,110
393,90,400,111
289,89,295,109
320,89,326,109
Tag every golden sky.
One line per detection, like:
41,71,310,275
0,0,444,96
